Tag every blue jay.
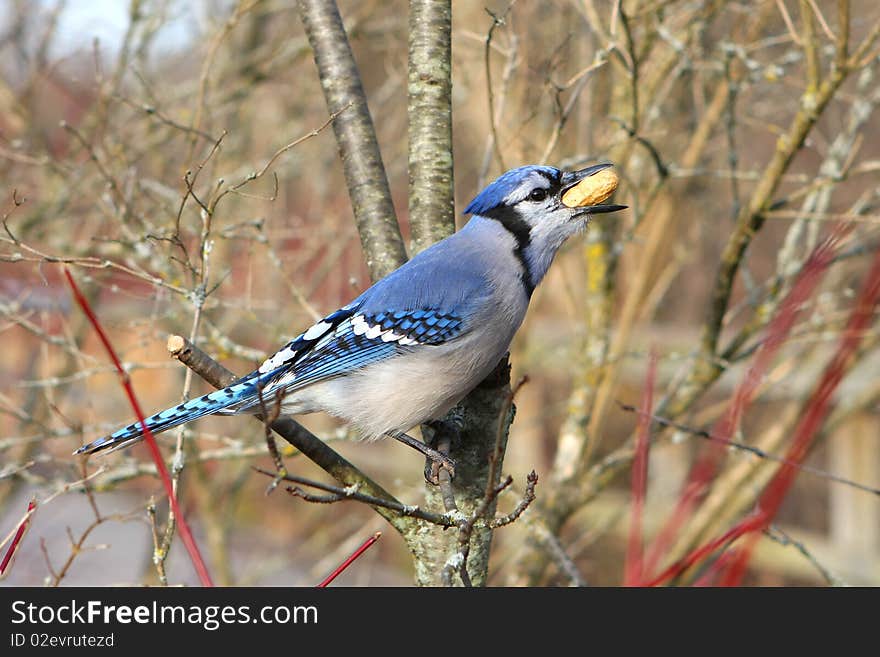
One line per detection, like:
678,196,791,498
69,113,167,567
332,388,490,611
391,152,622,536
76,163,625,463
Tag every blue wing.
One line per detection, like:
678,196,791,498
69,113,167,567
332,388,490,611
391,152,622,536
76,235,487,455
238,307,465,409
76,305,469,455
248,234,490,401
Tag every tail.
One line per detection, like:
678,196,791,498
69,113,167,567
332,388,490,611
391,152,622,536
74,370,275,456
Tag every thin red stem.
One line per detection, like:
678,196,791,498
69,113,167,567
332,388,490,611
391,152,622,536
693,547,740,587
64,267,214,587
644,513,764,586
0,498,36,578
648,227,877,588
642,227,846,583
317,532,382,587
718,239,880,585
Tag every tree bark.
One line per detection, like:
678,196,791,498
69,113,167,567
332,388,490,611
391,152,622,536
407,0,455,254
408,359,513,586
298,0,407,279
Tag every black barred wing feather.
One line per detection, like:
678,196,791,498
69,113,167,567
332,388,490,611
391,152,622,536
354,309,463,345
252,307,465,400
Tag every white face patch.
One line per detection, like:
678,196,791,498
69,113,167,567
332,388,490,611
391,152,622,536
502,171,552,206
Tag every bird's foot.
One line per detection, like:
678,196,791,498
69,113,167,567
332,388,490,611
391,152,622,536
424,453,456,486
388,430,456,485
421,417,462,486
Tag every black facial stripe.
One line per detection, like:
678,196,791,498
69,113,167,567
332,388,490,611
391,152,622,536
483,205,535,296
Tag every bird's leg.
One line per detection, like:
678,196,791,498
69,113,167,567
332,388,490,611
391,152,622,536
421,412,464,486
388,430,456,484
263,430,288,495
259,388,288,495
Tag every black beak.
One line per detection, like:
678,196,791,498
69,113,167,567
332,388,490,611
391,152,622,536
560,163,627,214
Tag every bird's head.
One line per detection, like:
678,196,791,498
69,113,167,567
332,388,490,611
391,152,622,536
464,163,626,292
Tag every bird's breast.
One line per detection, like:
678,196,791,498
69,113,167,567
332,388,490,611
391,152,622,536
296,315,520,439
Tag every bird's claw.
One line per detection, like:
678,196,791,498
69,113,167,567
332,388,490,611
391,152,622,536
424,452,456,486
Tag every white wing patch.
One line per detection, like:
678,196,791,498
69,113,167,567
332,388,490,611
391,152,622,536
258,320,335,374
259,311,432,376
351,314,428,346
259,344,297,373
303,321,332,340
364,323,384,339
352,315,370,336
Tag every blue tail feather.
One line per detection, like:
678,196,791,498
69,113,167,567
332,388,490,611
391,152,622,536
74,370,276,456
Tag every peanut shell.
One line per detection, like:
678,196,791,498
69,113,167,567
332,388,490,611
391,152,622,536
561,168,619,208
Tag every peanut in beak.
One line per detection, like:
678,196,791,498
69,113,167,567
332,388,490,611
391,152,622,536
561,168,619,208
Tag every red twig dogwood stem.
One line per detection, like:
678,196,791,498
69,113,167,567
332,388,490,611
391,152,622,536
317,532,382,587
0,498,36,579
64,267,213,587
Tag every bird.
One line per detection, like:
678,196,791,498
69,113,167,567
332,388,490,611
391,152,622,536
75,163,625,467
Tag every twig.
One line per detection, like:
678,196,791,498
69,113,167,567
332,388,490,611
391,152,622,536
616,402,880,498
532,520,587,587
483,2,518,173
223,105,349,198
255,379,288,495
488,470,538,528
65,270,214,587
250,467,453,527
764,525,846,586
699,11,864,365
624,351,656,586
186,0,261,161
649,237,880,586
116,95,219,142
316,532,382,587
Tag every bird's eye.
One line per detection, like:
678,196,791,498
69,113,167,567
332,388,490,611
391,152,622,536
528,188,548,202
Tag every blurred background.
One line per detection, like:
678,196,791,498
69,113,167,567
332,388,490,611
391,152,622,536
1,0,879,586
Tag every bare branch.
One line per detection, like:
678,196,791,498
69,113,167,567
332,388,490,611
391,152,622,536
298,0,407,280
407,0,455,254
166,334,421,536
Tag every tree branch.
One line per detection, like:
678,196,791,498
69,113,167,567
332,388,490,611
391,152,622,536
165,334,420,535
407,0,455,254
297,0,407,280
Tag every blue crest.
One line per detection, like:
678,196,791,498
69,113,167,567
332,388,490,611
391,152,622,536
464,165,560,215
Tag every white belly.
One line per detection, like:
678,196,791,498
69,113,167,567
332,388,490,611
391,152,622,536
279,324,517,439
